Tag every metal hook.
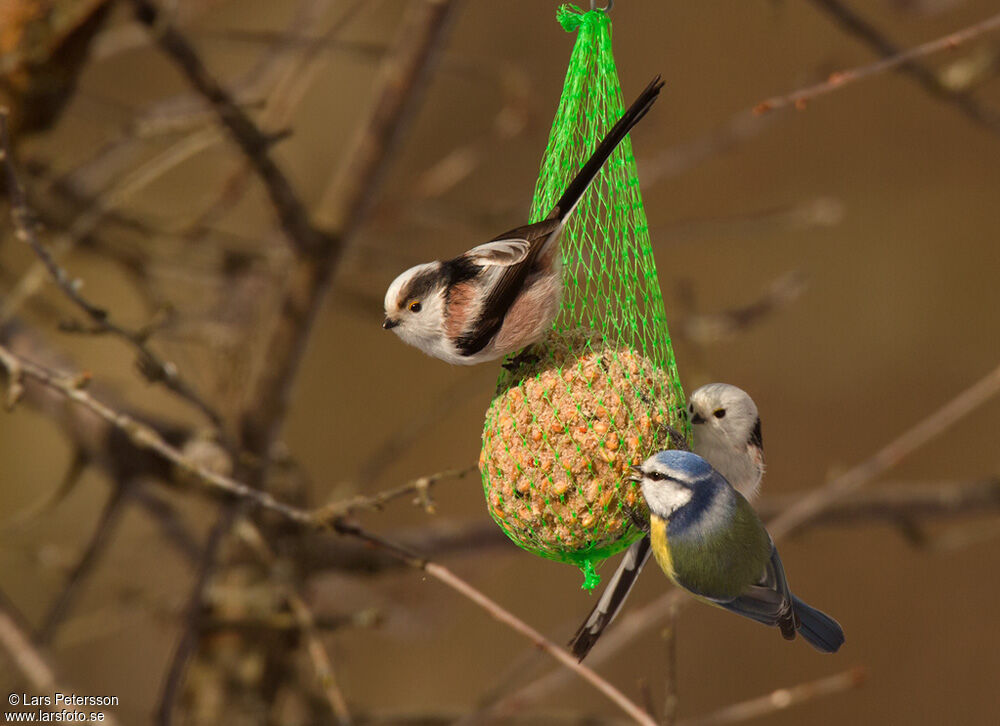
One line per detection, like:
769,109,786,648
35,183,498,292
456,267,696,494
590,0,614,12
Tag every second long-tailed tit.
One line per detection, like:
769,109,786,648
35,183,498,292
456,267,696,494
569,383,765,660
382,75,664,365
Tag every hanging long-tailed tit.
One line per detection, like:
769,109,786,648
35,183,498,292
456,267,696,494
382,75,664,365
569,383,765,660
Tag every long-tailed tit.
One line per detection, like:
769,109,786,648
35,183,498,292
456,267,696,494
382,76,664,365
569,383,765,660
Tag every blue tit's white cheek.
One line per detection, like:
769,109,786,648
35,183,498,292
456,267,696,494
641,479,692,518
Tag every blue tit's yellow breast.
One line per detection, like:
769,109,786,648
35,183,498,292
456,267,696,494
648,515,677,583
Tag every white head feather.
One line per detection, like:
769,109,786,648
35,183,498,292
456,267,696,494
382,263,450,359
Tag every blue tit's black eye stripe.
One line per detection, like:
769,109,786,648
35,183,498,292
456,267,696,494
647,470,666,481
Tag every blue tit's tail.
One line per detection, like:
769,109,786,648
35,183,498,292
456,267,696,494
793,596,845,653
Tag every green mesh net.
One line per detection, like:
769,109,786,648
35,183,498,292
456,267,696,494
479,4,689,589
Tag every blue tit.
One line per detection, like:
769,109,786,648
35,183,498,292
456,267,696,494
635,450,844,653
570,384,765,660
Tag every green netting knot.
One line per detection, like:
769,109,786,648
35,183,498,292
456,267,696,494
580,558,600,591
556,4,608,34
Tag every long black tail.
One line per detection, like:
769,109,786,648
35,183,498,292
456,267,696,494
793,595,845,653
550,74,664,222
569,537,653,661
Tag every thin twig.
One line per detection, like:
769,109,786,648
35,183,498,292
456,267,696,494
0,126,221,325
172,0,370,239
768,361,1000,539
754,7,1000,127
0,110,224,426
676,667,867,726
37,485,131,645
299,520,507,576
427,561,657,726
156,505,241,726
0,342,312,523
756,478,1000,532
315,467,476,520
128,0,336,257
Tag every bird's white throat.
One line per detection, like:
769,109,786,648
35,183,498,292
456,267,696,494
641,479,693,518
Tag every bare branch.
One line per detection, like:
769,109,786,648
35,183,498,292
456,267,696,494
298,520,508,576
315,467,476,520
757,478,1000,533
128,0,336,257
754,7,1000,128
156,505,241,726
0,110,224,426
0,342,310,523
36,486,130,645
676,667,867,726
768,361,1000,539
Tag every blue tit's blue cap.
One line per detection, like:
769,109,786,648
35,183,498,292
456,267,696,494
644,450,715,479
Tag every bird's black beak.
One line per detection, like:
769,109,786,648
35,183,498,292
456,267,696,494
691,412,706,425
382,316,399,330
629,464,642,482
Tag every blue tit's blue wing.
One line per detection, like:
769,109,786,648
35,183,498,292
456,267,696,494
713,545,797,640
711,545,845,652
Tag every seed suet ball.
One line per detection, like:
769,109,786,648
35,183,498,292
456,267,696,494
480,328,687,566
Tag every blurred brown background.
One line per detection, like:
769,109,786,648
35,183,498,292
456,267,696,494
2,0,1000,724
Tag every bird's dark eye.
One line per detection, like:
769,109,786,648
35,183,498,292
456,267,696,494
408,301,422,313
647,470,666,481
713,409,726,419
